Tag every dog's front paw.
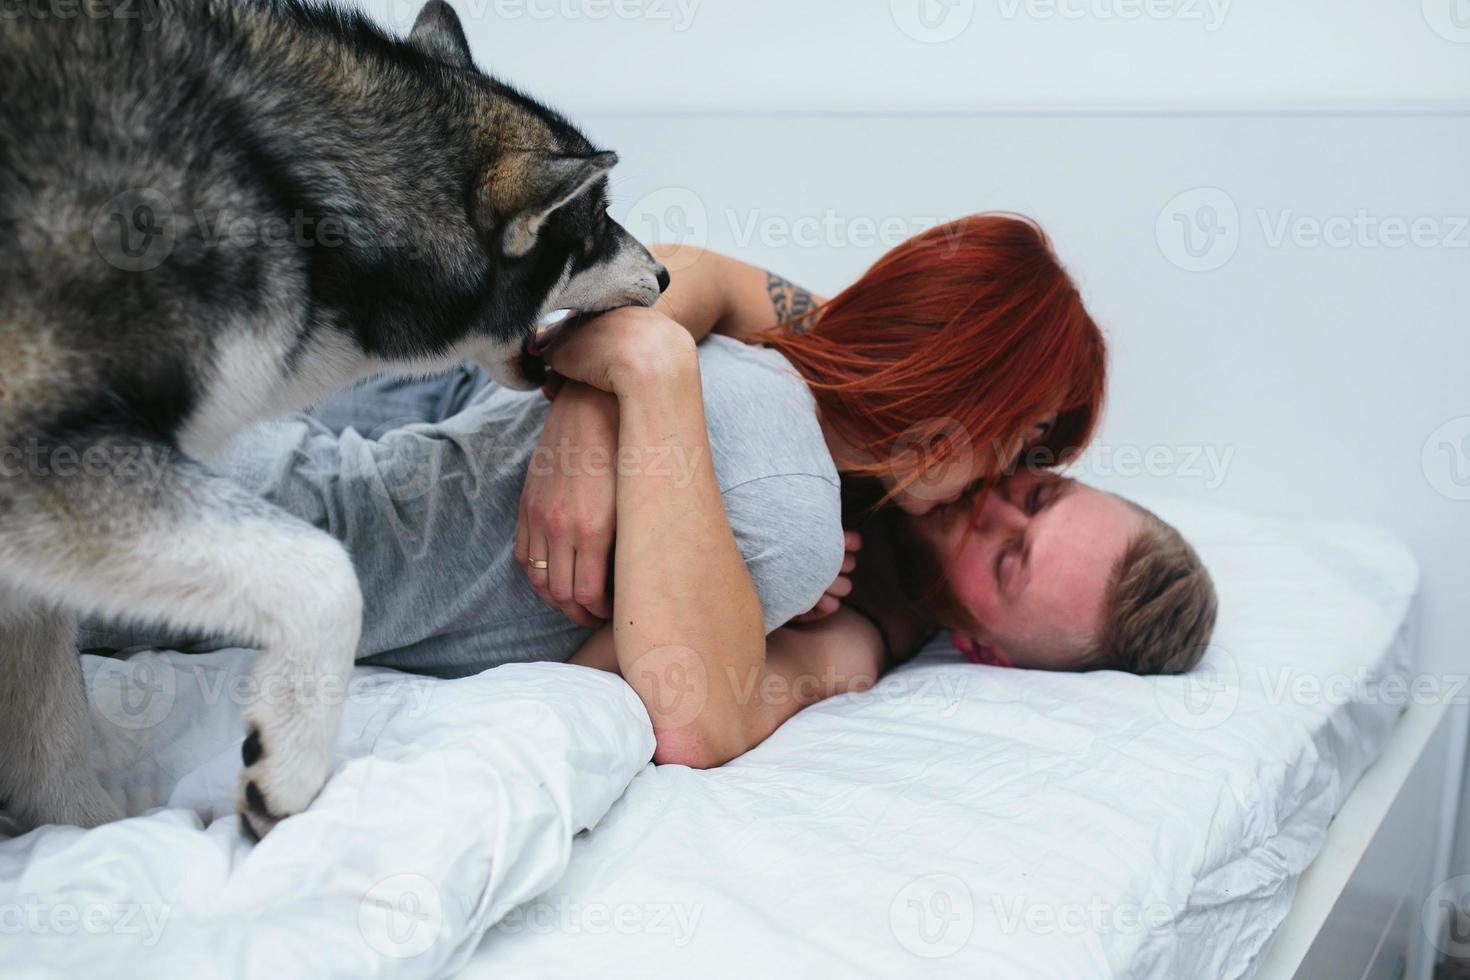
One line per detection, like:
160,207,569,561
236,699,341,840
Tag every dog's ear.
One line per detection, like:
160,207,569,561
410,0,474,70
480,151,618,257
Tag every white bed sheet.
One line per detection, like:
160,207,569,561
460,496,1420,980
0,496,1419,980
0,658,653,979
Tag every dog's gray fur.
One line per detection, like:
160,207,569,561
0,0,664,837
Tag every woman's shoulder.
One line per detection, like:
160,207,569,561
695,334,815,418
696,331,802,375
694,334,838,491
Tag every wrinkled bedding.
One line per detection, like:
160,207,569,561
461,497,1419,980
0,659,653,978
0,496,1419,980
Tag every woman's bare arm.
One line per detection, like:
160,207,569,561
651,245,827,343
570,605,885,754
543,306,769,768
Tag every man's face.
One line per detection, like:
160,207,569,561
901,470,1143,670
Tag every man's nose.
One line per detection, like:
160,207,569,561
975,490,1028,535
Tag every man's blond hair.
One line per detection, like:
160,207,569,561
1093,502,1218,675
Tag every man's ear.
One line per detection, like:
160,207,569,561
479,151,618,257
410,0,474,70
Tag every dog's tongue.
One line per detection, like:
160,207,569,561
527,309,574,357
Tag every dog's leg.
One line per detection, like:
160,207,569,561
0,590,123,829
0,438,362,838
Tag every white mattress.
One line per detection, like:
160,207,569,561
0,496,1418,979
458,496,1419,980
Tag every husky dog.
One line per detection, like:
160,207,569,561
0,0,666,837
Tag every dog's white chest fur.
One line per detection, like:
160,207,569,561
178,326,370,460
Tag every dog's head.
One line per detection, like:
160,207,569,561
407,0,667,389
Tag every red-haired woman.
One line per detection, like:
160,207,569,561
517,214,1115,765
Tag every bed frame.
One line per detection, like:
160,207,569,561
1254,698,1461,980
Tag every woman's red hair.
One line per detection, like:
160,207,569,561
760,213,1106,495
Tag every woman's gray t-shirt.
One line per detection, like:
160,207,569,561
81,336,844,678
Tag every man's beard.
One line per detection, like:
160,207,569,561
889,507,984,636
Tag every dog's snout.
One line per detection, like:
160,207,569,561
654,265,670,294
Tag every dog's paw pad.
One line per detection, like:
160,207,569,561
241,728,263,766
238,778,282,841
243,779,271,817
239,810,264,843
235,707,338,841
235,655,349,841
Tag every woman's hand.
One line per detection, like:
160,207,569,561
515,381,619,627
792,531,862,623
516,305,695,628
542,306,697,397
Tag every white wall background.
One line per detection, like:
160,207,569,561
360,0,1470,110
366,0,1470,889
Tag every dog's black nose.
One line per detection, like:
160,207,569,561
655,265,671,294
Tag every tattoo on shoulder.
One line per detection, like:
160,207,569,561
766,272,819,331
